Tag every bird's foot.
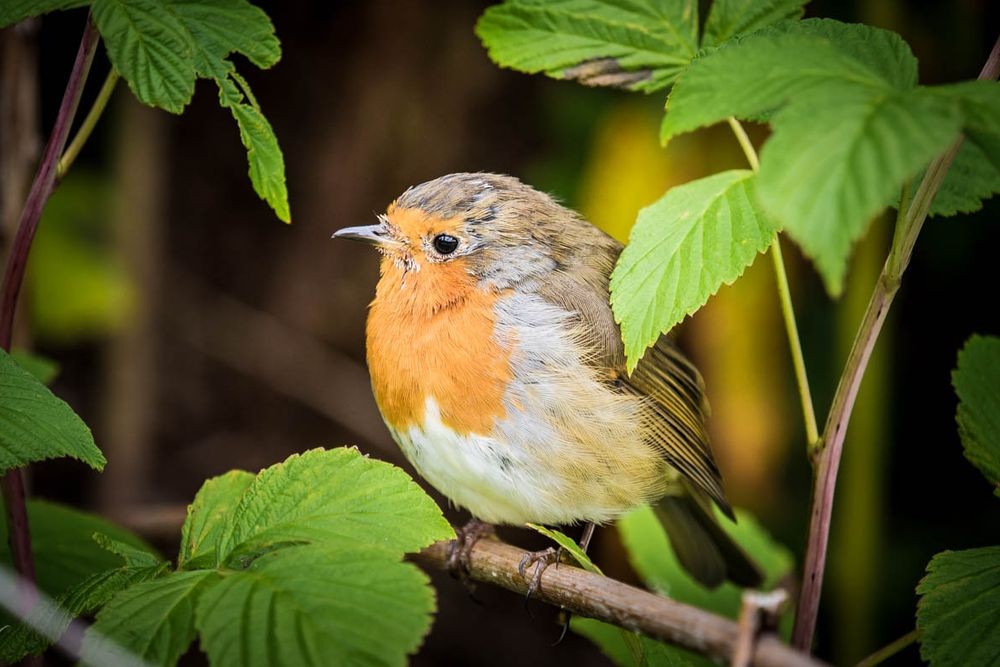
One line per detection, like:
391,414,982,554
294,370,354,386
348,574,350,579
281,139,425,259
446,518,496,592
518,546,563,599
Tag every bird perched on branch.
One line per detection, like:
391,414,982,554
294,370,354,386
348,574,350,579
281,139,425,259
334,173,761,590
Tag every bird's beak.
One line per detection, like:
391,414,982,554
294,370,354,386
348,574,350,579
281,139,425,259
332,224,395,246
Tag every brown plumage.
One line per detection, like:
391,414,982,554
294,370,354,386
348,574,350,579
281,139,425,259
335,172,762,588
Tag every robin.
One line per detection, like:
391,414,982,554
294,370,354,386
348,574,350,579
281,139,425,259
334,173,762,590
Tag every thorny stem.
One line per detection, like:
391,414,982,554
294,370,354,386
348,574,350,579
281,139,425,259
57,67,119,179
0,14,100,611
726,116,819,446
854,629,920,667
791,33,1000,651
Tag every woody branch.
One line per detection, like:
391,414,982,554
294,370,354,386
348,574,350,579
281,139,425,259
791,32,1000,650
415,537,825,667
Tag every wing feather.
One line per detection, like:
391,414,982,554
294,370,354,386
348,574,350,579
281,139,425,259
534,228,732,518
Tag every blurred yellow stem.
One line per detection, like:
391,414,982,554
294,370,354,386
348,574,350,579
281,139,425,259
726,116,819,447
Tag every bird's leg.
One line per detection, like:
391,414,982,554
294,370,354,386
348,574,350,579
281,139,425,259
518,522,598,600
552,522,598,643
446,518,496,590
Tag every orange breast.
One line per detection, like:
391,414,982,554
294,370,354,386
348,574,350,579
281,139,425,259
366,256,513,436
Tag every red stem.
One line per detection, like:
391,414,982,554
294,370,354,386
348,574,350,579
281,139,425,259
0,14,99,611
791,33,1000,651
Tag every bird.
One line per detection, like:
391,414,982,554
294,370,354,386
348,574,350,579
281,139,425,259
334,172,762,590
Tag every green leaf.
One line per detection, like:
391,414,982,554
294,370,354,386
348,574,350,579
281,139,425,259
0,499,157,599
476,0,698,93
0,0,87,29
229,101,291,223
0,348,105,472
952,335,1000,495
195,545,436,667
93,531,163,567
662,19,918,143
526,524,601,574
9,350,59,385
179,470,255,569
610,170,778,371
758,86,962,295
169,0,281,74
573,617,693,667
92,0,197,114
0,559,168,663
216,448,453,566
916,547,1000,667
935,80,1000,157
927,141,1000,217
701,0,807,48
82,570,221,667
618,506,793,620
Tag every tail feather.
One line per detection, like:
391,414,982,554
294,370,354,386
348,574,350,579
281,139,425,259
654,493,764,590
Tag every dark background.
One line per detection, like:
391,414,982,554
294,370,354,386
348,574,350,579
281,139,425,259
3,1,999,664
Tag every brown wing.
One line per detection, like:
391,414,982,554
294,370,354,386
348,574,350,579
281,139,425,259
535,226,732,518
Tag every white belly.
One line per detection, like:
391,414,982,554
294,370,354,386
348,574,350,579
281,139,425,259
390,397,576,525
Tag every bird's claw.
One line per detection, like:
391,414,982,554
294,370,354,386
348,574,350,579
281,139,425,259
446,519,495,593
518,546,562,600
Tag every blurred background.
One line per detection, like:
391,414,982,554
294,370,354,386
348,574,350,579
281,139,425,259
2,1,999,664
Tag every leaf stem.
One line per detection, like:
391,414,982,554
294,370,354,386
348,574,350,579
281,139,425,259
726,116,819,446
791,32,1000,651
854,629,920,667
56,67,119,180
0,14,100,612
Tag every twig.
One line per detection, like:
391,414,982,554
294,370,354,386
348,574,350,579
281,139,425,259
854,629,919,667
726,117,819,447
0,14,99,612
415,538,826,667
791,33,1000,650
733,590,789,667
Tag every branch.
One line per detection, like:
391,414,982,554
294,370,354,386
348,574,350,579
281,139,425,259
0,14,99,610
415,538,826,667
791,32,1000,650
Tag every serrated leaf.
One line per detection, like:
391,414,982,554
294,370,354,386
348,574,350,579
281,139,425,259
82,570,221,667
573,617,693,667
92,0,197,114
0,561,168,663
0,348,105,472
229,101,291,223
476,0,698,93
93,531,162,567
758,86,962,295
610,170,778,371
216,448,453,566
662,19,917,143
952,335,1000,495
926,141,1000,217
170,0,280,75
179,470,254,569
618,506,793,620
0,0,87,28
195,545,435,667
936,80,1000,152
916,547,1000,667
0,500,157,599
701,0,807,48
10,350,59,385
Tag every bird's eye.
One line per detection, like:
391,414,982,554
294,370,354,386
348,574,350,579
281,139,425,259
432,234,459,255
